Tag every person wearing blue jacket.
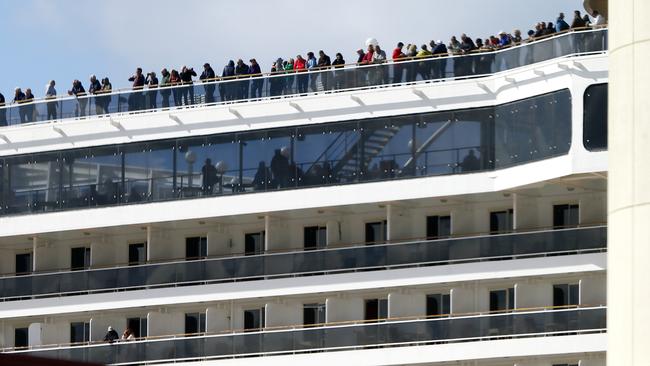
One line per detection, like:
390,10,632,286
556,12,570,32
221,60,236,101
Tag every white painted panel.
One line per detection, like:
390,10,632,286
515,282,552,309
265,301,302,328
387,292,425,318
580,274,607,306
450,287,474,314
326,297,364,323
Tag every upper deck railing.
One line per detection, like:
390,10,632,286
0,28,607,129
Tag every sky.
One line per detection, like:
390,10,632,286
0,0,585,98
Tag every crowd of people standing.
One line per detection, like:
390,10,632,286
0,9,606,127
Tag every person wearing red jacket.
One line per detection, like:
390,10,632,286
392,42,406,84
294,55,308,94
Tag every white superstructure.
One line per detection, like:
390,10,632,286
0,27,608,366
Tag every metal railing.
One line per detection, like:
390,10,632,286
0,28,607,128
0,226,606,301
4,307,606,365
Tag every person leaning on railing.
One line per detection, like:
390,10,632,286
179,66,197,105
97,77,112,115
13,87,28,123
145,71,159,110
67,79,87,118
44,80,57,121
159,68,171,108
317,50,332,91
199,63,216,103
88,75,103,115
0,92,6,127
249,59,263,100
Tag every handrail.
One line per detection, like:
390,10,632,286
0,223,606,278
0,27,607,116
3,305,605,353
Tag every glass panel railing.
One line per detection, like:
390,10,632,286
10,308,605,364
0,226,606,300
0,89,572,217
0,29,607,128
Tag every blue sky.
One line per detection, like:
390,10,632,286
0,0,586,98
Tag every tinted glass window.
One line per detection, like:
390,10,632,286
584,83,607,151
0,90,573,217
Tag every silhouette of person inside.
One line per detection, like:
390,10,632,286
201,158,218,194
460,149,481,172
270,148,291,188
252,161,271,190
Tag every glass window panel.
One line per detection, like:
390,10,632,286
121,141,174,202
583,83,607,151
359,117,414,181
294,121,359,186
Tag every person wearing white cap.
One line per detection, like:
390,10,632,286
103,326,119,343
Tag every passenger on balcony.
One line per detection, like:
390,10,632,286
571,10,586,28
392,42,406,84
332,53,345,90
98,77,112,114
249,59,263,100
432,40,448,79
221,60,235,101
234,59,250,100
545,22,556,35
307,51,319,93
202,158,218,195
0,92,6,127
556,13,570,32
179,66,197,105
592,10,606,27
415,44,432,80
145,71,159,110
170,69,182,106
282,58,295,94
103,326,119,343
160,68,171,108
127,67,145,112
45,80,57,121
23,88,35,123
88,75,102,115
121,328,135,341
294,55,308,94
199,63,216,104
373,45,388,85
512,29,523,44
269,60,282,97
13,87,28,123
317,50,332,91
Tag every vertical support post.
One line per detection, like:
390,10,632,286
264,215,270,252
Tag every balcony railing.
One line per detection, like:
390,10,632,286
0,28,607,128
0,226,606,301
5,307,606,364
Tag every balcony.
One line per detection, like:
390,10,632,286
0,29,606,129
4,307,605,364
0,226,606,301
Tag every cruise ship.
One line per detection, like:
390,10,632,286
0,8,612,366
